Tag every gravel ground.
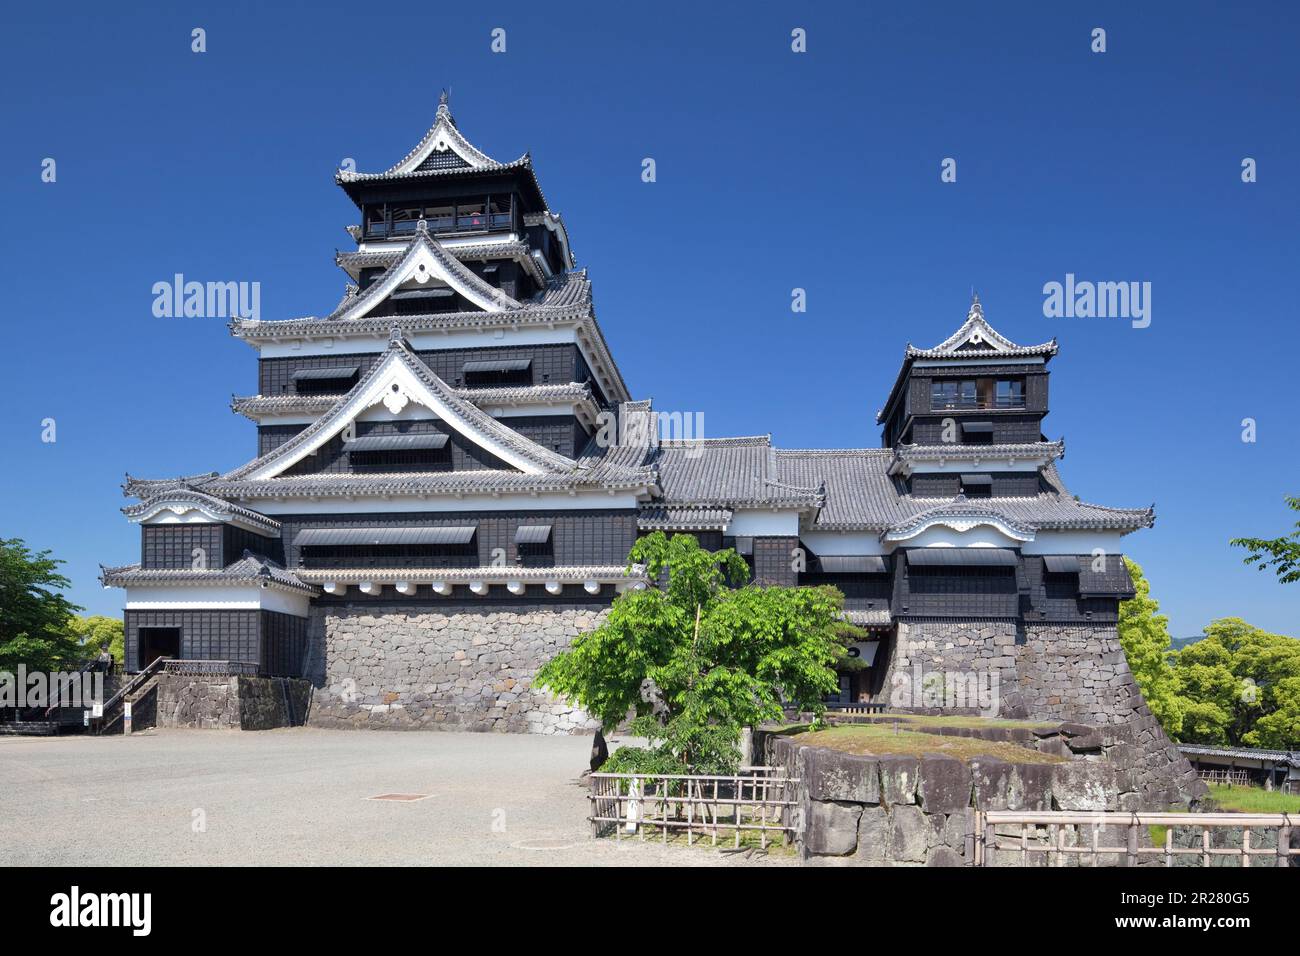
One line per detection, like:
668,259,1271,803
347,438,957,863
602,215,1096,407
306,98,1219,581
0,728,793,867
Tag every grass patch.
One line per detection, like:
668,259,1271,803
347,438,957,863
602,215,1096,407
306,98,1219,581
1206,783,1300,814
854,714,1057,731
791,722,1065,764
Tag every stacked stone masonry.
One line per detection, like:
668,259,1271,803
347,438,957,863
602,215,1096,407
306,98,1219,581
882,620,1205,807
759,726,1203,866
306,604,603,735
155,674,312,730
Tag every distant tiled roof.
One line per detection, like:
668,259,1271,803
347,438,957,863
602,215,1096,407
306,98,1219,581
842,608,894,628
1178,744,1300,767
638,505,733,531
100,553,317,596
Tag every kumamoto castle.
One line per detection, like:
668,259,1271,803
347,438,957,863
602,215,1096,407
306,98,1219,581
100,95,1196,798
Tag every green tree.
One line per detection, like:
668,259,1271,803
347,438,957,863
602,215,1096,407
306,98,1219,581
1117,558,1186,735
66,615,125,666
534,532,856,773
1231,495,1300,583
0,538,87,673
1171,617,1300,749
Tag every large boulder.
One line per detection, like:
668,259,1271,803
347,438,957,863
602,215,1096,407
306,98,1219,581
804,748,881,805
878,755,920,806
918,755,972,813
889,805,938,863
1052,762,1118,811
803,800,862,856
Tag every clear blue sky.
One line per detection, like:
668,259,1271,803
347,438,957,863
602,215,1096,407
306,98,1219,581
2,1,1297,638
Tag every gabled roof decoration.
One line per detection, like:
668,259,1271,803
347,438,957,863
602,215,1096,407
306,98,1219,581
100,553,318,596
222,331,576,481
341,90,505,177
231,382,600,422
323,222,521,321
907,294,1057,361
769,451,1153,535
334,92,551,210
336,241,548,287
883,500,1038,544
877,295,1059,424
889,441,1066,475
122,489,281,537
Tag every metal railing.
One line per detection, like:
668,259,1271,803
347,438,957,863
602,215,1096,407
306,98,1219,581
161,660,260,677
589,768,799,849
931,397,1026,410
976,811,1297,867
825,702,888,715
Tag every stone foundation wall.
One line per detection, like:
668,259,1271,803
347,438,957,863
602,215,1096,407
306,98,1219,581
156,675,311,730
305,605,604,734
759,732,1123,866
882,620,1205,808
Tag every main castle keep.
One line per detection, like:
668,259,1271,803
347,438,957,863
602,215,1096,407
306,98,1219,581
102,96,1192,794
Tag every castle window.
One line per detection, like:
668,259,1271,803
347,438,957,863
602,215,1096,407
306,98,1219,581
462,358,532,387
931,378,1025,410
292,366,359,394
425,204,455,231
515,524,554,567
346,433,450,473
961,421,995,445
295,525,477,569
390,206,423,234
1043,555,1081,599
959,473,993,498
456,202,486,230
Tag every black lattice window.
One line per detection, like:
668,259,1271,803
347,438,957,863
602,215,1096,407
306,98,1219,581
349,447,451,473
299,541,477,570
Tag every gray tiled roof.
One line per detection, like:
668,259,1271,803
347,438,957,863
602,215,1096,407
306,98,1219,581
649,436,824,510
203,468,654,500
877,296,1059,424
1178,744,1300,767
293,564,646,585
221,336,579,482
842,608,894,628
228,267,629,405
230,382,598,421
638,505,734,531
320,225,522,320
336,240,546,286
100,553,317,595
893,441,1065,467
120,489,281,535
773,449,1153,534
122,472,221,499
332,94,554,208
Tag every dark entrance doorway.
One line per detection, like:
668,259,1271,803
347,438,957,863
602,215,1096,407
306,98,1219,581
138,627,180,670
